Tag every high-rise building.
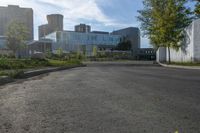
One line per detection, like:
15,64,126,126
38,14,63,39
47,14,63,33
38,24,49,39
0,5,33,40
75,24,91,33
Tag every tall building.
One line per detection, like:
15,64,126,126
112,27,141,52
47,14,63,34
38,24,49,39
75,24,91,33
39,14,63,39
0,5,33,40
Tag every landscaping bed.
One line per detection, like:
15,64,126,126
0,58,82,78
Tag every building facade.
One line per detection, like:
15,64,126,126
39,14,63,39
47,14,63,34
157,19,200,63
28,39,52,56
92,31,109,34
136,48,156,60
38,24,49,40
44,31,121,56
0,5,33,40
112,27,141,53
39,23,142,57
0,36,7,49
75,24,91,33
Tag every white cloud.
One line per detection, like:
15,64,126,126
34,0,116,25
0,0,150,48
0,0,119,39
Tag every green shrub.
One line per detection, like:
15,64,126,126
48,59,81,67
9,70,24,78
0,71,9,76
0,58,82,71
0,70,24,78
0,58,50,70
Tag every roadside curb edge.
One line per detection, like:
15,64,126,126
0,64,86,86
158,62,200,70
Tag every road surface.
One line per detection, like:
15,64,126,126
0,62,200,133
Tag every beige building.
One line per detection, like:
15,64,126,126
39,14,63,39
0,5,33,40
75,24,91,33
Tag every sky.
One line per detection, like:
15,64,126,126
0,0,196,48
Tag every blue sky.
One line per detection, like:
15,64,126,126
0,0,196,48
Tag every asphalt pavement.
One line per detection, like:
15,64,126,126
0,62,200,133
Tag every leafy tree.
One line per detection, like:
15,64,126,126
194,0,200,17
138,0,192,63
76,45,82,59
45,49,52,59
189,0,200,17
116,39,132,51
56,48,64,59
92,45,97,57
6,21,29,58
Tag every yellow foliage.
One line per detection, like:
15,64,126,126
175,130,179,133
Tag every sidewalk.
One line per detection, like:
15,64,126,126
159,62,200,70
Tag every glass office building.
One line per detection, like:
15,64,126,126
44,31,121,55
0,36,7,49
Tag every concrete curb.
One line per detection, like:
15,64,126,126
158,62,200,70
84,61,160,67
19,64,87,79
0,64,86,86
0,76,14,86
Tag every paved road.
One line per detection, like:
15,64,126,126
0,62,200,133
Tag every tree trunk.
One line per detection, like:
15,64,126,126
167,46,171,64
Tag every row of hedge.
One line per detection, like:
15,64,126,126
0,58,82,70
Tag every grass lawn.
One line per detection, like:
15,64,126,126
48,59,82,67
